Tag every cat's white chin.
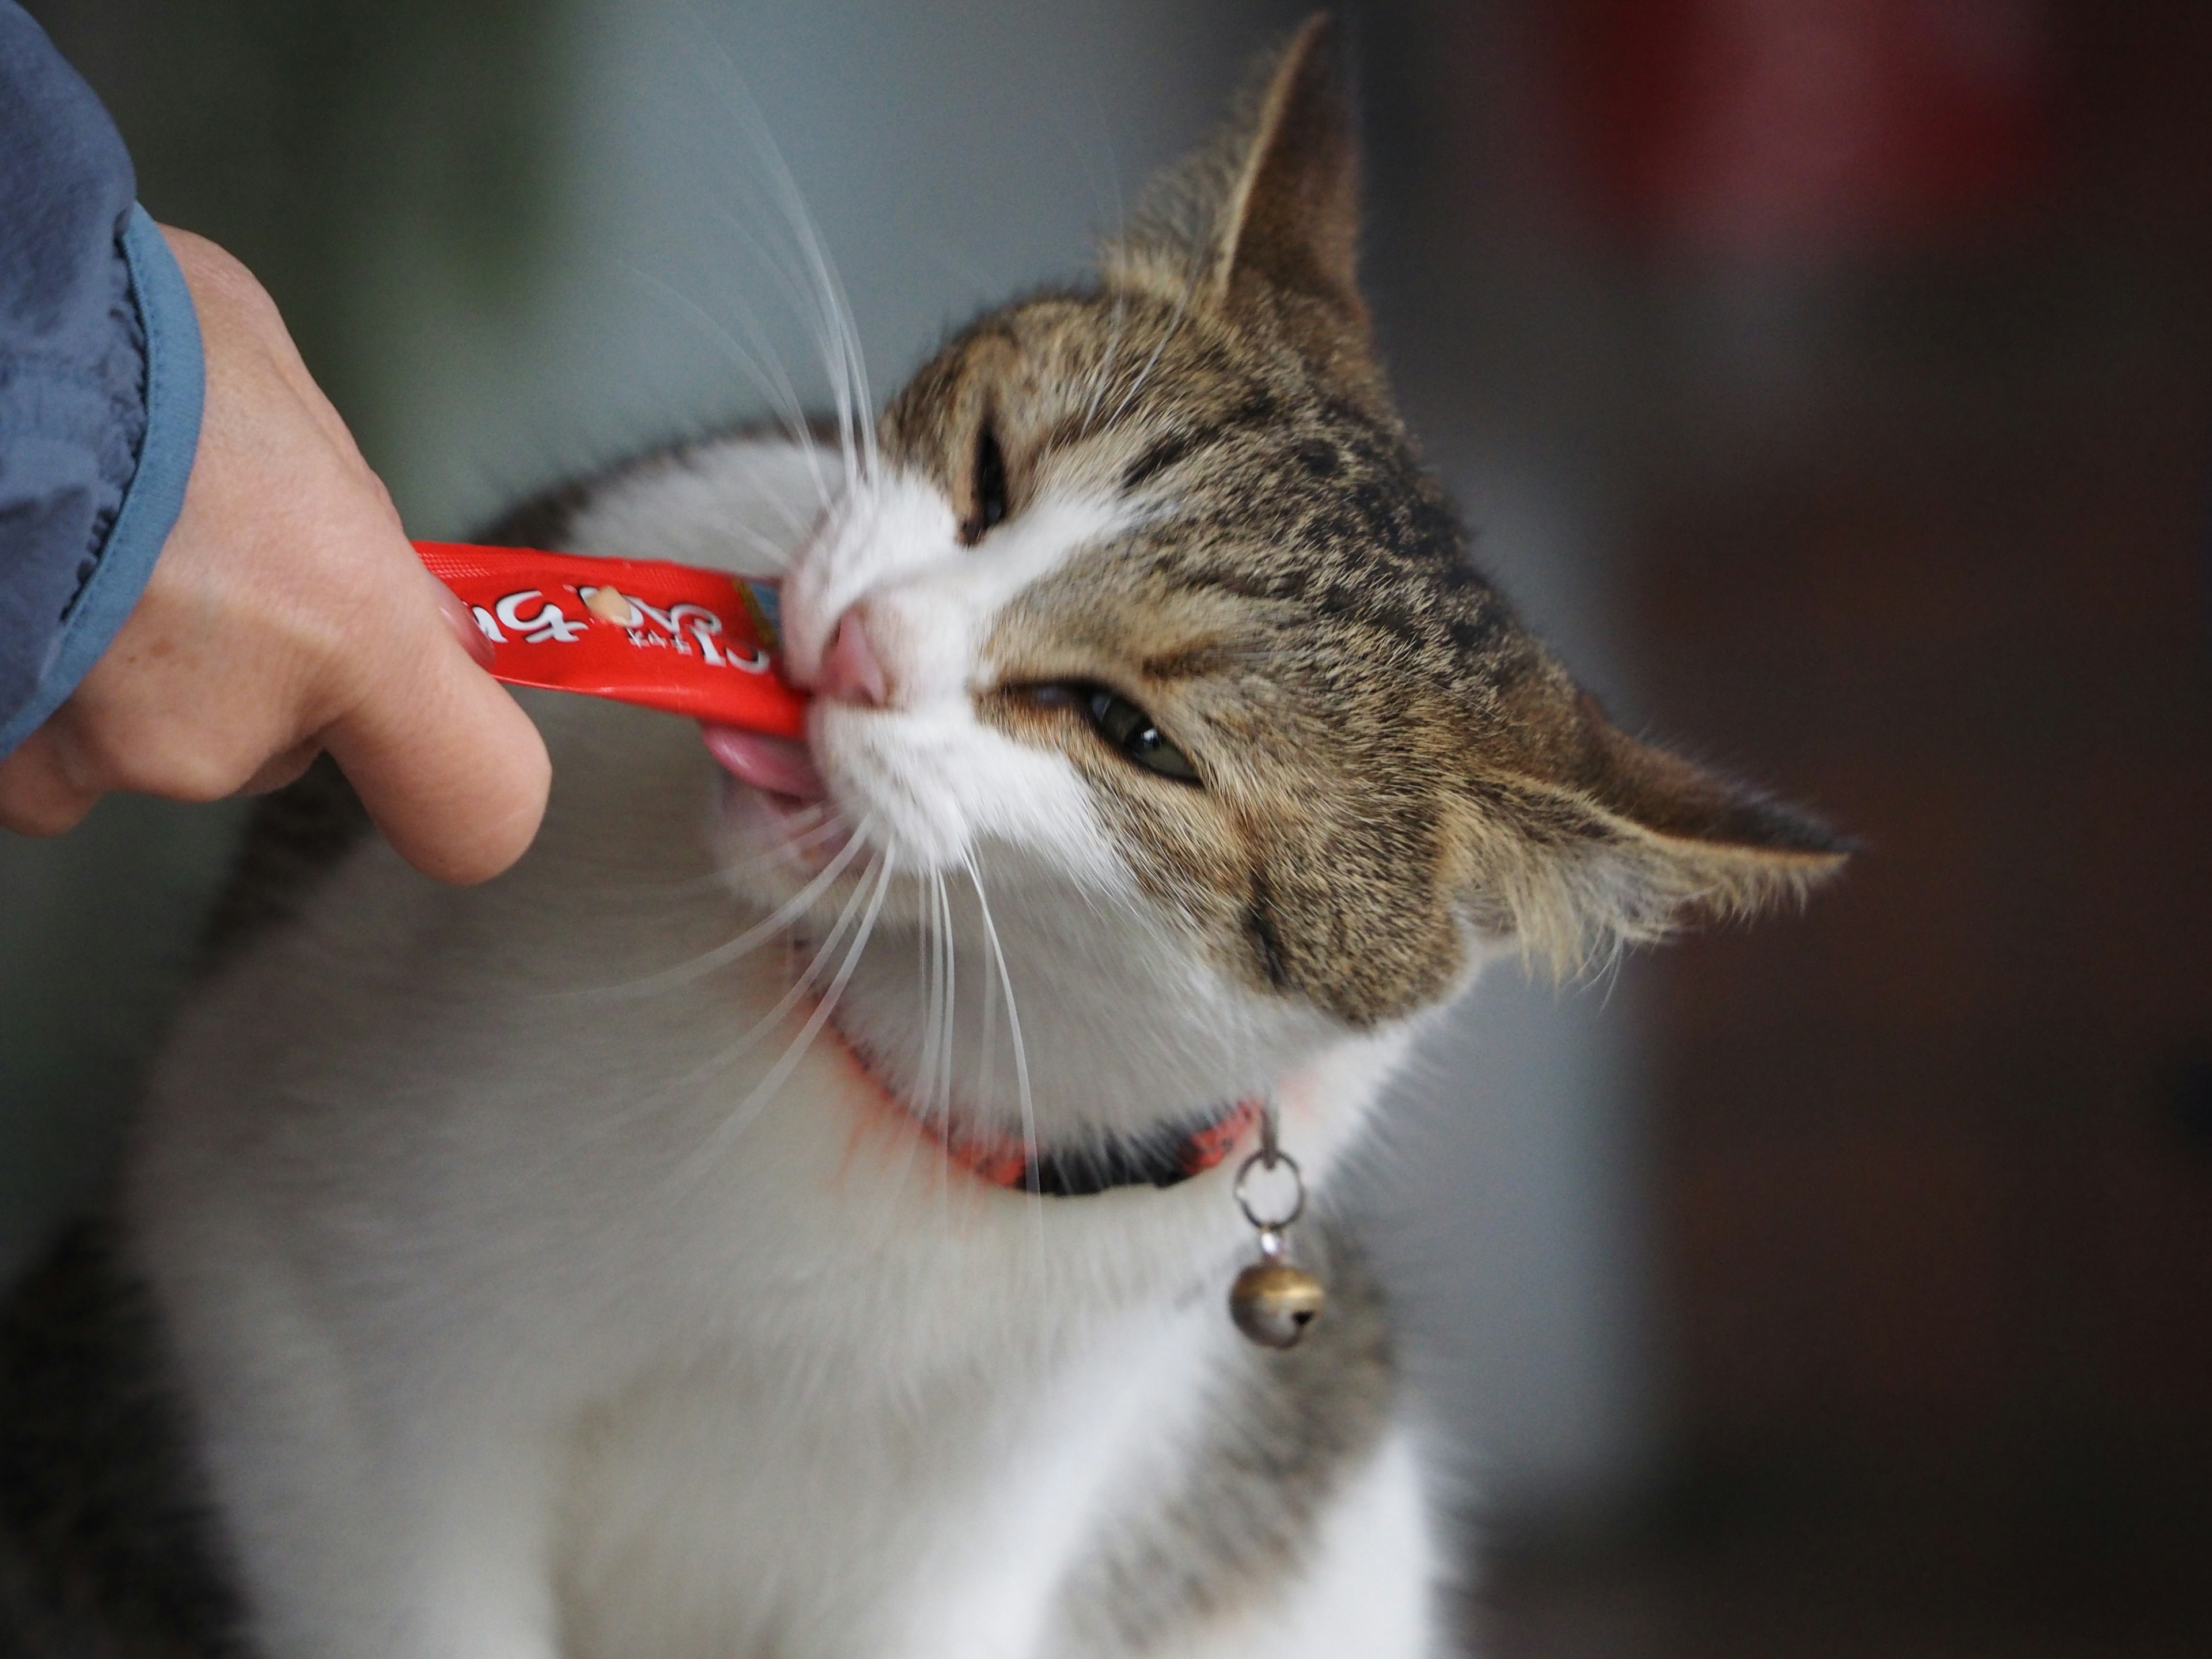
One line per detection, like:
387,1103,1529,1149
701,725,855,881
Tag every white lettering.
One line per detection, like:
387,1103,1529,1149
668,603,726,666
493,589,588,644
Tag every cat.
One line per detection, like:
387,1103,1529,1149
0,17,1844,1658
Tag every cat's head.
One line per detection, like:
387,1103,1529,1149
722,16,1844,1146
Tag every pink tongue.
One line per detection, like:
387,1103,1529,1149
700,725,825,803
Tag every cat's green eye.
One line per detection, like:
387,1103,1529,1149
1085,688,1200,783
960,422,1008,546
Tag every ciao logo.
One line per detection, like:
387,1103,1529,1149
469,587,772,674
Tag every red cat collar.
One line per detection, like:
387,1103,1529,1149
916,1096,1267,1198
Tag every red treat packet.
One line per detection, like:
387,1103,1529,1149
415,542,808,738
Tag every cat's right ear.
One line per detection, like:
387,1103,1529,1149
1211,14,1372,376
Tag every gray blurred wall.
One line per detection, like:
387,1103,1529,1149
2,0,1658,1531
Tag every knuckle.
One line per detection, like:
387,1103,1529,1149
71,698,305,803
164,751,260,802
243,741,321,796
64,722,138,787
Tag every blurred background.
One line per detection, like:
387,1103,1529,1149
6,1,2210,1653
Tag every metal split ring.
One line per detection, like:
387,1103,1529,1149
1234,1146,1306,1232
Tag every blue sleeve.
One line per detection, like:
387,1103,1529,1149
0,1,204,758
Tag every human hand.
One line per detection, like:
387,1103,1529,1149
0,228,550,882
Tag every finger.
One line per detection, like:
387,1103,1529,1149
321,613,551,885
0,732,102,836
434,581,498,668
238,737,324,796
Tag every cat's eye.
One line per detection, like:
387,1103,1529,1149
959,422,1008,546
1083,688,1200,783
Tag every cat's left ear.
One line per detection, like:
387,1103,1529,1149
1214,14,1371,373
1472,697,1853,975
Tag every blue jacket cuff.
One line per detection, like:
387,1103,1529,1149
0,206,204,757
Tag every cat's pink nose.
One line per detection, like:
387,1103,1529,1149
815,607,889,708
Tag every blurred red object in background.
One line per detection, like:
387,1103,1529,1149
1557,0,2061,255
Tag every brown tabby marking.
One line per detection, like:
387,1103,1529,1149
0,1223,247,1657
870,18,1843,1027
1052,1224,1397,1654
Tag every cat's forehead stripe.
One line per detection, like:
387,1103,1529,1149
1137,642,1243,681
1120,431,1197,494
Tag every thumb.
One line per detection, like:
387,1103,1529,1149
322,571,552,884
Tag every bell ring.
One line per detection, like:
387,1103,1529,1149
1229,1119,1325,1349
1229,1256,1327,1349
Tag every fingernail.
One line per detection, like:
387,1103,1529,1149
436,584,497,668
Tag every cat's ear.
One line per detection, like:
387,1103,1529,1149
1211,14,1370,369
1472,698,1850,976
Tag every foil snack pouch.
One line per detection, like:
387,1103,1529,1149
415,542,808,738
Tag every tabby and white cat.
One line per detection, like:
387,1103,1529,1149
0,17,1842,1658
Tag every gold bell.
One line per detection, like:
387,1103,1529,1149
1229,1109,1324,1350
1229,1256,1326,1349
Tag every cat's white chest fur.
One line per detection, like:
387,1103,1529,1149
124,669,1435,1659
554,1296,1217,1658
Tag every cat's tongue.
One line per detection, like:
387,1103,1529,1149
700,724,825,803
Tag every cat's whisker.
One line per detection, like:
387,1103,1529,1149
564,814,853,906
931,870,950,1123
955,887,1002,1241
914,868,941,1129
757,168,872,497
921,870,942,1123
615,262,819,488
639,28,843,514
963,851,1041,1263
684,36,875,495
879,994,941,1233
727,809,854,868
696,199,855,518
972,888,999,1107
604,857,877,1162
694,853,895,1162
696,255,826,487
938,874,957,1129
699,196,820,339
717,519,810,566
918,875,937,1119
571,821,868,1001
888,867,960,1241
662,838,887,1162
